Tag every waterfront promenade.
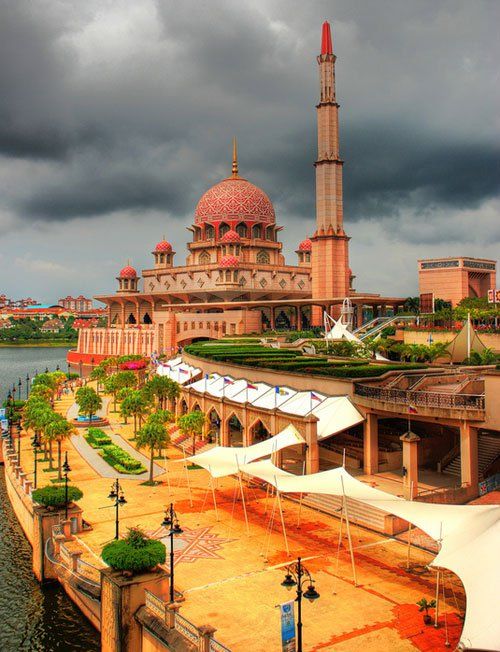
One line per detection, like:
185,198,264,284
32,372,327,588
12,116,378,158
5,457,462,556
7,384,471,651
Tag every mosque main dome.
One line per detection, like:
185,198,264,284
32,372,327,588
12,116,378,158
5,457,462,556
194,177,275,225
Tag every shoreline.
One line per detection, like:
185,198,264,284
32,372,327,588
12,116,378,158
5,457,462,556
0,342,76,348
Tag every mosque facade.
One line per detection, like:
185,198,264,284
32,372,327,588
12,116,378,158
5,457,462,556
72,22,405,365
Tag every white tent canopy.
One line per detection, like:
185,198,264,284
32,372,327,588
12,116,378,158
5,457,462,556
186,424,304,478
234,462,500,651
157,360,200,384
325,318,361,342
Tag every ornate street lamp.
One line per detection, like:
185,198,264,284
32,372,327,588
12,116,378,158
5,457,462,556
6,391,14,448
62,452,71,520
108,479,127,540
56,364,60,371
161,503,183,603
16,423,22,462
32,432,41,489
25,373,30,400
18,377,22,401
280,557,320,652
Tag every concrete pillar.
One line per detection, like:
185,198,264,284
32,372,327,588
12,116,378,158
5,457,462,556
165,602,181,629
363,413,379,475
460,421,478,489
100,568,169,652
304,417,319,474
198,625,217,652
400,431,420,499
270,307,275,330
297,306,302,331
220,412,229,447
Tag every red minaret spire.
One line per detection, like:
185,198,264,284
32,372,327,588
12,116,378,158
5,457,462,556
321,21,333,55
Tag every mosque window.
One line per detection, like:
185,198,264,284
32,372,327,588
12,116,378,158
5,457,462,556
199,251,211,265
219,223,230,237
252,224,262,239
127,313,136,324
205,224,215,239
265,226,274,241
236,223,248,238
256,250,270,264
143,312,152,324
305,252,311,262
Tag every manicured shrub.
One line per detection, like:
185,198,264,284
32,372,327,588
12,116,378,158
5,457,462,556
32,485,83,508
86,427,112,448
100,443,145,473
102,527,166,573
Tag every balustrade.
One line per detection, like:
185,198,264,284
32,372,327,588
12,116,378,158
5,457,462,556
354,383,485,411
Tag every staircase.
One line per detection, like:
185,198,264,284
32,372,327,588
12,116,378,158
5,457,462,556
443,435,500,480
292,493,389,533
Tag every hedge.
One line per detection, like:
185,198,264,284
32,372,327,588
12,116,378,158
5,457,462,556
102,528,166,573
84,428,146,474
32,485,83,508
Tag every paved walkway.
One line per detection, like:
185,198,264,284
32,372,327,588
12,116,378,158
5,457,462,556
67,398,163,481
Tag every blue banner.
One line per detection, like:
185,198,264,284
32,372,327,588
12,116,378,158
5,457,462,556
280,600,296,651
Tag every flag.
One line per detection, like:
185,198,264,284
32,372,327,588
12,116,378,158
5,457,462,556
247,382,258,390
279,388,288,396
178,368,189,374
223,377,234,385
408,404,418,414
310,391,322,402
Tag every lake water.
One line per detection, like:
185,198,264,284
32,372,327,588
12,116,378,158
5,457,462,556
0,346,99,651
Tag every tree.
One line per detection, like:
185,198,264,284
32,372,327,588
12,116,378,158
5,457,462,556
143,376,180,410
90,364,108,392
427,342,451,363
104,371,137,412
404,297,420,315
45,415,75,480
136,419,170,483
35,408,59,469
177,410,206,455
101,527,165,573
148,409,175,457
120,390,151,436
75,386,102,427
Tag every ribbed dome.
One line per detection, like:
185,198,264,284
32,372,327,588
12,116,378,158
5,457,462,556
155,240,172,252
119,265,137,279
219,255,240,268
195,177,275,225
220,229,241,243
298,238,312,251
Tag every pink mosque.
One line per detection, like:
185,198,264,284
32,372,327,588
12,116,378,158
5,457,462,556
71,22,405,367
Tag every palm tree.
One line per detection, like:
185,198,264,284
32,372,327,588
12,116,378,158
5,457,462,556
427,341,451,363
468,348,499,366
144,376,180,410
90,365,107,393
45,415,75,480
149,409,175,457
404,297,420,315
136,419,170,484
120,390,151,437
177,411,206,455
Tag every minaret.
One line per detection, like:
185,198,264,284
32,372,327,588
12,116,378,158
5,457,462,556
311,21,350,322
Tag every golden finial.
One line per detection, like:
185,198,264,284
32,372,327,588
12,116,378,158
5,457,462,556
232,137,239,177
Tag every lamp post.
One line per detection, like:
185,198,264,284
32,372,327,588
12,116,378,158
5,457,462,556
18,377,22,401
32,432,41,489
56,364,60,372
12,382,16,401
45,367,49,373
26,373,30,400
6,391,14,448
62,452,71,519
108,479,127,540
161,503,183,603
16,423,22,461
281,557,320,652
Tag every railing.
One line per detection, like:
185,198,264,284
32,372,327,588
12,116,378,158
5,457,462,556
210,639,233,652
145,589,167,620
175,613,200,644
354,383,485,411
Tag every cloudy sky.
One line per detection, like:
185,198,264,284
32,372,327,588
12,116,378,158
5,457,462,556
1,0,498,303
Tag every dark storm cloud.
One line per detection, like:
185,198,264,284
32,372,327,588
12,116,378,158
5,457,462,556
0,0,498,244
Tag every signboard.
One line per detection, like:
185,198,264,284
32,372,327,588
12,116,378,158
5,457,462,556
280,600,296,652
487,289,500,303
419,292,434,314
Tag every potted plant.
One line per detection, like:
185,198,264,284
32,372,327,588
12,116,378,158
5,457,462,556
101,527,166,576
416,598,436,625
32,485,83,511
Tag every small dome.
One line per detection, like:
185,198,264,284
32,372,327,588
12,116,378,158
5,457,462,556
119,265,137,279
220,229,241,243
219,255,240,268
155,240,172,252
298,238,312,251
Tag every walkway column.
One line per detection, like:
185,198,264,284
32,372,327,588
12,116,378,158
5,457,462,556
304,416,319,474
220,403,229,446
363,413,379,475
400,431,420,499
297,307,302,331
270,307,275,330
460,421,478,489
